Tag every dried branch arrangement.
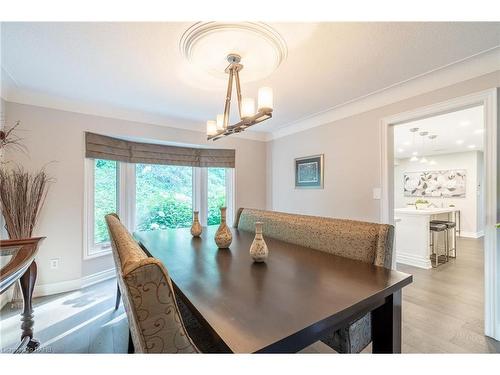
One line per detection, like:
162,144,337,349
0,120,27,156
0,167,53,239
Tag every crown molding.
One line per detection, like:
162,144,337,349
269,47,500,141
0,75,270,142
3,47,499,144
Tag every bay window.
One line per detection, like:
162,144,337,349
85,160,234,258
85,159,120,258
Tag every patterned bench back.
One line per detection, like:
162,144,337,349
105,214,198,353
235,208,393,268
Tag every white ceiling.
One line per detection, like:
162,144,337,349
2,22,500,136
394,105,484,160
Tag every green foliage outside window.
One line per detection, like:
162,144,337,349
136,164,193,231
94,159,117,244
207,168,226,225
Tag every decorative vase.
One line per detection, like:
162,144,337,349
249,222,269,262
214,207,232,248
190,211,202,237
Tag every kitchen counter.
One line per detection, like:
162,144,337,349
395,207,459,216
394,207,459,269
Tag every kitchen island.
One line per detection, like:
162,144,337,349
394,207,459,269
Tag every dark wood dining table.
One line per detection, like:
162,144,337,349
134,226,412,353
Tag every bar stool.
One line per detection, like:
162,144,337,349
430,220,457,258
430,222,448,267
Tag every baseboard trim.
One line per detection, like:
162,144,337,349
0,287,14,310
33,278,82,298
460,231,484,239
33,268,116,298
81,268,116,289
396,252,432,269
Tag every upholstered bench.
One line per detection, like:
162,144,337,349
234,208,394,353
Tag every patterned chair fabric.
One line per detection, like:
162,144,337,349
105,214,199,353
235,208,394,353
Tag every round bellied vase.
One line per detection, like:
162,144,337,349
215,207,232,248
249,221,268,262
190,211,202,237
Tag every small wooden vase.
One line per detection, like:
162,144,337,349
190,211,202,237
214,207,232,248
249,222,268,262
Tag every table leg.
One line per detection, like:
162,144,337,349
372,290,402,353
19,261,40,352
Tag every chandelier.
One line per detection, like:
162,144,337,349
206,54,274,141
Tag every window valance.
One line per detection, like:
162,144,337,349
85,132,235,168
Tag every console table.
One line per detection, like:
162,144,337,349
0,237,45,353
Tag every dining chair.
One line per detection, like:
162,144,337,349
105,214,229,353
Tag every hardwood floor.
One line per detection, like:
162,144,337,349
1,237,498,353
398,236,500,353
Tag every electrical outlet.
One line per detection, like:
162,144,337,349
50,258,60,269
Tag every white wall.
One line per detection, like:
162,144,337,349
394,151,484,237
267,71,500,224
4,101,268,296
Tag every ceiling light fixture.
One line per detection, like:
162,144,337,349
428,134,438,165
409,127,419,162
206,54,273,141
419,131,429,164
459,120,471,127
456,139,464,145
474,129,484,134
468,144,476,149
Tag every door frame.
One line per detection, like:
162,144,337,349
379,88,498,340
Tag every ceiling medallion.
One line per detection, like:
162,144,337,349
179,22,288,83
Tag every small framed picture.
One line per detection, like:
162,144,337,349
295,154,324,189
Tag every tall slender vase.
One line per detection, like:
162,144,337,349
215,207,232,248
249,222,268,262
190,211,202,237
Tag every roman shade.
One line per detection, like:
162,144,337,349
85,132,235,168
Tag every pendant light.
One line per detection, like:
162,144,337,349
409,127,419,162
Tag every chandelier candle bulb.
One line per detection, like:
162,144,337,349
216,114,225,131
207,120,217,136
241,97,255,119
258,87,273,111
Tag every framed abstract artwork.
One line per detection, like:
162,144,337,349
403,169,466,197
295,154,324,189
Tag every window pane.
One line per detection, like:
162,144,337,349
94,159,117,245
135,164,193,231
207,168,226,225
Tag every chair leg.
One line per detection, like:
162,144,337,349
445,229,449,262
115,281,121,310
128,330,134,353
433,232,438,268
453,226,457,258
